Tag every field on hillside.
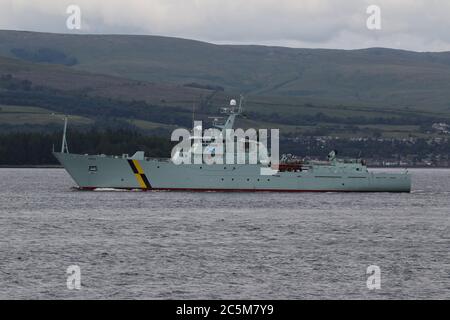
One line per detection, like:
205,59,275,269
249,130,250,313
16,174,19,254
1,30,450,138
2,30,450,111
0,105,92,125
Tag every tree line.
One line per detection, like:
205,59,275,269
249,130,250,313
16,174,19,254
281,137,450,160
0,74,193,128
2,129,450,165
0,130,173,165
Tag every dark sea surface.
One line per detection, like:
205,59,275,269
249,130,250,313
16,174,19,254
0,168,448,300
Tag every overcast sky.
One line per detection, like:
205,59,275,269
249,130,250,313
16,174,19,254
1,0,450,51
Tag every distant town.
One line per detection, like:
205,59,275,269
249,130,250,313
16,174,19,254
283,122,450,168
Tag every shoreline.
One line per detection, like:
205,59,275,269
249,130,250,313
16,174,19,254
0,165,63,169
0,165,449,169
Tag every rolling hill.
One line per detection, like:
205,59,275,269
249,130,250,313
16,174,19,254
1,30,450,138
1,30,450,112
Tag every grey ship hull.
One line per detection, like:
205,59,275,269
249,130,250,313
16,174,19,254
54,152,412,193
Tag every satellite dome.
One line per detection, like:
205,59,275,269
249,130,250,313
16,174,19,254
230,99,237,106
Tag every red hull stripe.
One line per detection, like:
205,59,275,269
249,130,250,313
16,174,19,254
78,187,409,193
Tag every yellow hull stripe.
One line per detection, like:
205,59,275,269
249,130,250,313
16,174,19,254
127,159,152,189
135,173,147,189
132,160,145,174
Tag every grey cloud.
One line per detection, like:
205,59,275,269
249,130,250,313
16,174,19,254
0,0,449,51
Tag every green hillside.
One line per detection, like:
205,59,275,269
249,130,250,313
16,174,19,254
0,55,210,106
1,30,450,111
1,30,450,139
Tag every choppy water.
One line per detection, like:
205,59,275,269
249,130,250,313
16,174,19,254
0,168,449,299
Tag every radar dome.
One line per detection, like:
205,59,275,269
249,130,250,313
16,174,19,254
230,99,237,106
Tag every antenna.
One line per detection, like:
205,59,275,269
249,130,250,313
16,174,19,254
192,101,196,128
61,116,69,154
238,94,245,114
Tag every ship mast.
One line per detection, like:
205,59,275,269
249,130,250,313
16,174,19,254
61,116,69,154
215,95,244,131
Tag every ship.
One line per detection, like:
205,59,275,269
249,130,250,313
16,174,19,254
54,98,412,193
